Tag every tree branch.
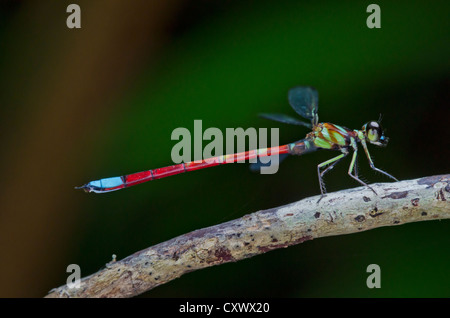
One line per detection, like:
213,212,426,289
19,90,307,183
46,174,450,298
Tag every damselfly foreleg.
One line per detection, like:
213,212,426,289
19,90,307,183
360,139,398,182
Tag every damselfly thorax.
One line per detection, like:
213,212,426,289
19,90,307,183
310,123,356,149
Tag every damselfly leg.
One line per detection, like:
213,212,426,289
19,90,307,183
361,139,399,182
317,151,348,202
347,141,377,195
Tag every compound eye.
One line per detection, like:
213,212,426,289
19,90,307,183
366,121,381,142
368,127,379,142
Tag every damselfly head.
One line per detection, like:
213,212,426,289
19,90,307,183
362,121,388,147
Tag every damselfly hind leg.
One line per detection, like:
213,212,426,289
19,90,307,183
316,152,348,203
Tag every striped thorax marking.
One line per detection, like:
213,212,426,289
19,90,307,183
313,123,350,149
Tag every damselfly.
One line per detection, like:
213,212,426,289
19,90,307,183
77,86,398,199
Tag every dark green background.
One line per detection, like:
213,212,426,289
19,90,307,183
0,0,448,297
